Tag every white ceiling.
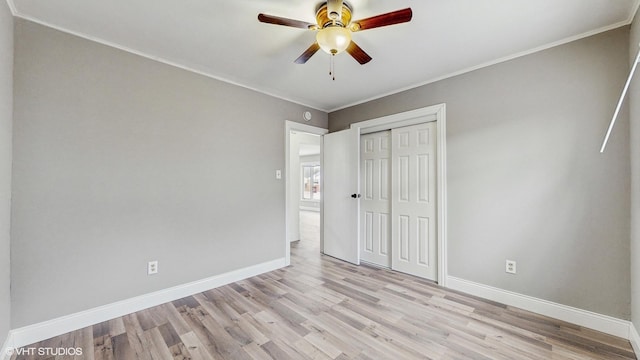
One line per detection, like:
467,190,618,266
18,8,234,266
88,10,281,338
299,144,321,157
8,0,640,112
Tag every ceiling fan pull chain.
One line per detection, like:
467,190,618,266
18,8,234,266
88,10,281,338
330,54,336,81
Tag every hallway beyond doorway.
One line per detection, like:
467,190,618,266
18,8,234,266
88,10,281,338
299,210,320,247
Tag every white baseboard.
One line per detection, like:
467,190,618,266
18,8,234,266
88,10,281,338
446,276,631,339
8,258,286,348
630,322,640,356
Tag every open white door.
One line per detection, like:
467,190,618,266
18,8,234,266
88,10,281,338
323,128,360,265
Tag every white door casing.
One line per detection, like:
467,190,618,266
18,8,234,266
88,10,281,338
323,128,360,265
391,122,438,280
360,131,391,267
331,104,447,284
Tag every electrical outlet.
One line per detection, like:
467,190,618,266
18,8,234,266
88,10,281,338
505,260,516,274
148,260,158,275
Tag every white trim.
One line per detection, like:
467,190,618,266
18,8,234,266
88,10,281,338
328,21,634,112
630,323,640,356
7,258,285,348
350,104,448,285
285,121,328,266
285,121,329,137
11,4,638,113
447,276,631,339
435,105,448,287
11,14,325,112
352,106,439,135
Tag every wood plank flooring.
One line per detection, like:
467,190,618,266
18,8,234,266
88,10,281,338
11,211,637,359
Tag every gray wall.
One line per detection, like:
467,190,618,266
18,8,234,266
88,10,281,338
630,8,640,336
330,28,631,319
11,19,327,328
0,0,13,340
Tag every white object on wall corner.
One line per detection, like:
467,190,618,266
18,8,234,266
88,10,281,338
630,323,640,356
4,0,17,15
600,42,640,153
446,276,632,340
7,258,286,349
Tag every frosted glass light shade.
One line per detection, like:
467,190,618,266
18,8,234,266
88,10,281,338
316,26,352,55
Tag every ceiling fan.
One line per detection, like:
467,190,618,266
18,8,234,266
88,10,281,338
258,0,412,78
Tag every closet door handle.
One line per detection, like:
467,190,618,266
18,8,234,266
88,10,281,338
351,193,361,198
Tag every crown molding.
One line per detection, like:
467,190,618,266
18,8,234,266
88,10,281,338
7,0,640,114
329,18,634,112
10,11,329,112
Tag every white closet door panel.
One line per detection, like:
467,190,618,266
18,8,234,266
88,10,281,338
360,131,391,267
391,122,437,280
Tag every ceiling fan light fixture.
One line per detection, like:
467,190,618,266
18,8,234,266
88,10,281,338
316,26,352,55
258,3,411,67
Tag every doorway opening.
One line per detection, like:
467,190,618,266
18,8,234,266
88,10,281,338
285,121,328,266
293,132,321,254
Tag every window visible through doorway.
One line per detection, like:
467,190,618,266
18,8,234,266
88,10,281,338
302,164,320,200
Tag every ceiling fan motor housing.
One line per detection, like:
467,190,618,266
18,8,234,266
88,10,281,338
316,1,352,28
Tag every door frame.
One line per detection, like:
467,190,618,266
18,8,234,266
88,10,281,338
349,104,448,286
285,120,328,266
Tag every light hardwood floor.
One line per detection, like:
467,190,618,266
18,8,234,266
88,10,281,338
11,211,637,359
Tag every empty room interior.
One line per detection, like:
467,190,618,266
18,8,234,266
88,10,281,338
2,0,640,359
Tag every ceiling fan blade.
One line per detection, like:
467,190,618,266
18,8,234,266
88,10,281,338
350,8,412,32
258,13,316,29
295,42,321,64
346,41,372,65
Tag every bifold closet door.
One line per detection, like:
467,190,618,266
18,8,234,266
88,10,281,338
391,122,437,281
360,131,391,267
